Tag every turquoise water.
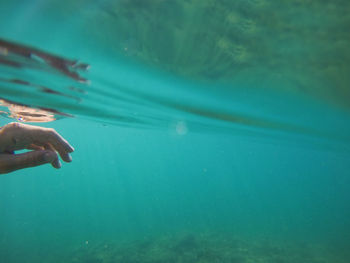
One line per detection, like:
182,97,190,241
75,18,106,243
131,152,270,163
1,1,350,262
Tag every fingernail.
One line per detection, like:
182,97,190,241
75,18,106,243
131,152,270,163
53,159,62,169
67,154,72,162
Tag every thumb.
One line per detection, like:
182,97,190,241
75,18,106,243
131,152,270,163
0,150,60,174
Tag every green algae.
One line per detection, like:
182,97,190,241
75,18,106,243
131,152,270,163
67,233,348,263
81,0,350,108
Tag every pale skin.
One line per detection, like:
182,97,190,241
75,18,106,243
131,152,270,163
0,122,74,174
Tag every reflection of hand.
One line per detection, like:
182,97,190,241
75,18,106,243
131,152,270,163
0,122,74,174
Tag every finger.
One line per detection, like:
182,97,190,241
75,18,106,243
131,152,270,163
0,150,59,174
45,142,72,163
27,144,44,151
44,143,62,168
34,128,74,155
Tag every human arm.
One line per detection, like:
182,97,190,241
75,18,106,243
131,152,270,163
0,122,74,174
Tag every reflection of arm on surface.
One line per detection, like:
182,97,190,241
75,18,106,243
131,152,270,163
0,98,75,123
0,38,90,83
0,99,56,122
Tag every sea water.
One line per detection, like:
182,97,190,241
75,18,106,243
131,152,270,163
0,1,350,263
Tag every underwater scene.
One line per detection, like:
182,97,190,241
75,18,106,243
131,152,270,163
1,0,350,262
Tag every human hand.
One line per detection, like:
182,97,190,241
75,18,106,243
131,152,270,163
0,122,74,174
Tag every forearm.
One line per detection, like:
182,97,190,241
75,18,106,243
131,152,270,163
0,122,73,173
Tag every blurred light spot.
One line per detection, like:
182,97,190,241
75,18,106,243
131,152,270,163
175,121,188,135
